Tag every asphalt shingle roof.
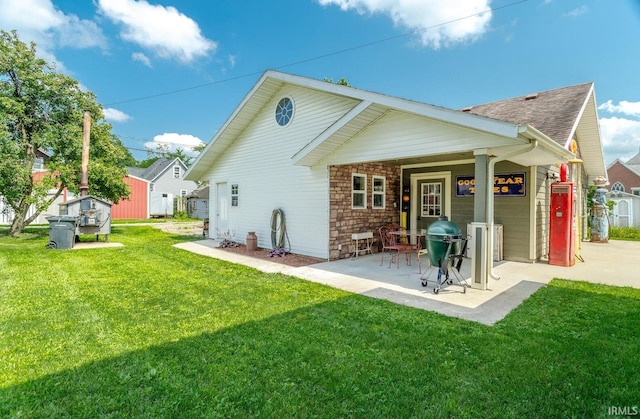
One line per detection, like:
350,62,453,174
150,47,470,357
626,148,640,166
462,82,593,146
127,158,178,181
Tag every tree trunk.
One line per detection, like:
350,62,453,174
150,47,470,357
9,202,28,237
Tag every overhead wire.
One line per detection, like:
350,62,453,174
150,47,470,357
104,0,527,107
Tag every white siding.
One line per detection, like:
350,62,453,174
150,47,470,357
320,110,517,166
204,85,358,259
153,162,198,197
1,192,66,225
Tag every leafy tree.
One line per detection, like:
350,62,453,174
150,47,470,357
144,144,195,166
323,77,351,87
0,30,130,236
136,156,160,169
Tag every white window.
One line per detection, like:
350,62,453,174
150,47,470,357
150,183,154,192
421,182,442,217
231,184,239,207
173,166,181,179
372,176,385,209
632,187,640,196
611,181,624,192
33,157,44,171
352,174,366,209
180,189,187,197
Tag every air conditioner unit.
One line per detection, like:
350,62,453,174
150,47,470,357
469,222,488,290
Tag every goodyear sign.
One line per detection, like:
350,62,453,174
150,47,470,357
456,172,526,197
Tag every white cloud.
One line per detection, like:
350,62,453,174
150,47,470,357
317,0,492,49
599,116,640,163
145,133,204,156
0,0,107,66
598,100,640,117
564,5,588,18
132,52,152,67
103,108,132,123
97,0,216,63
227,54,236,68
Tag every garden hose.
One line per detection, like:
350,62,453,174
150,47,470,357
270,208,290,251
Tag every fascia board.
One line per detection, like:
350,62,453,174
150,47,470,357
269,71,521,139
291,100,373,165
518,125,575,161
186,72,274,180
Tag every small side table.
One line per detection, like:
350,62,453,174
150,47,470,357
351,232,373,258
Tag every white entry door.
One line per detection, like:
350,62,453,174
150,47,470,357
410,171,452,238
613,198,631,227
215,182,229,237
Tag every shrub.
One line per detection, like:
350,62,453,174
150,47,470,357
609,226,640,240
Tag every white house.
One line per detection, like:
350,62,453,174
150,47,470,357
186,71,606,271
127,157,198,217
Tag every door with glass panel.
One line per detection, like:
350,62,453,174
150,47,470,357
416,178,445,234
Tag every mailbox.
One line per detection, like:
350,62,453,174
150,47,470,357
549,182,576,266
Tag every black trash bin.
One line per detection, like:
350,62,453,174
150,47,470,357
46,216,79,249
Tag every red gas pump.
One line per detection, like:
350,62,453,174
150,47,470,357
549,182,576,266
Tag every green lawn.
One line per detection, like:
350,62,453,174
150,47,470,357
1,226,639,418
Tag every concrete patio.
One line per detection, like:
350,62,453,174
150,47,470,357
174,239,639,326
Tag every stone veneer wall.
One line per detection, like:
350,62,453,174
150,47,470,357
329,163,401,260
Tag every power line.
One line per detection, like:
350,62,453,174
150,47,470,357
105,0,527,107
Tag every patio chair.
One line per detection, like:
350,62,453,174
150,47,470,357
378,224,415,268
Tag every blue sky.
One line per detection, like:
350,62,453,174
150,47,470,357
1,0,639,165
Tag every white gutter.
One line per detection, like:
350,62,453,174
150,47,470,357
486,131,539,281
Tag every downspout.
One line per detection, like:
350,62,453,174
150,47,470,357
486,136,538,281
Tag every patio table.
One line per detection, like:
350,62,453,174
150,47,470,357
388,230,426,270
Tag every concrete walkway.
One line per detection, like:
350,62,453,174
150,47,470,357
174,239,639,326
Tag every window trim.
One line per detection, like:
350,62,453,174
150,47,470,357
173,166,181,179
231,184,239,207
275,97,294,127
611,181,625,192
352,174,367,209
372,175,385,209
421,181,443,217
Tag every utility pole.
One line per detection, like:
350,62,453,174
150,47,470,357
79,111,91,197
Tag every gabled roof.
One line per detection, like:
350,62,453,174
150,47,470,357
187,183,209,199
186,71,594,180
463,83,592,146
464,82,606,179
608,158,640,177
626,147,640,168
63,195,112,206
127,158,186,182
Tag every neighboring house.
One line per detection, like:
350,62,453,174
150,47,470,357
0,149,70,225
186,183,209,219
113,157,198,218
110,175,151,219
0,174,70,224
185,70,606,264
606,148,640,227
